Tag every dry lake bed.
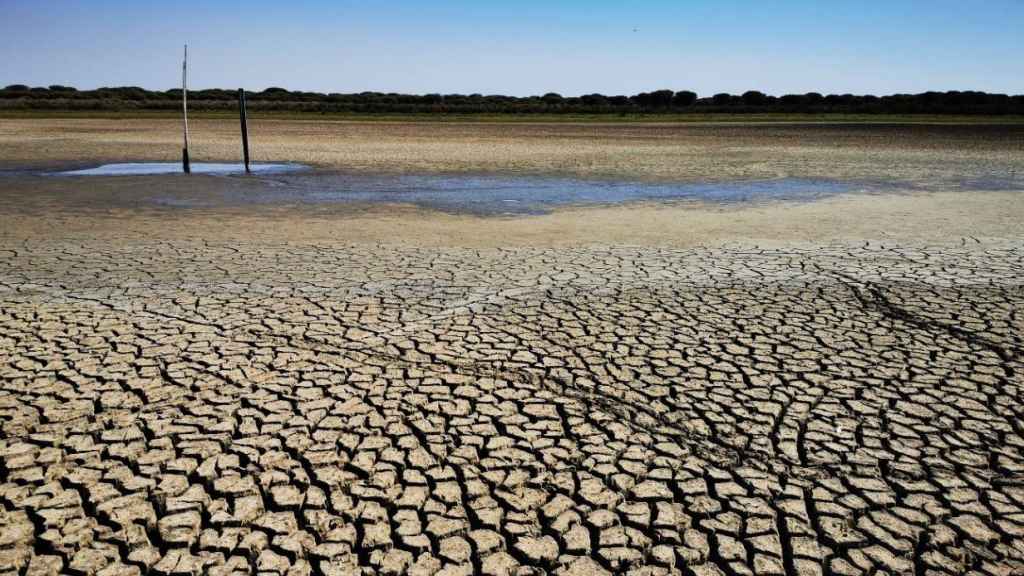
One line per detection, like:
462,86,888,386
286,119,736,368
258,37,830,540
1,119,1024,575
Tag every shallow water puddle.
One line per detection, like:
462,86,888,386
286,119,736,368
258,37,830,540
217,173,877,215
46,165,1022,215
58,162,306,176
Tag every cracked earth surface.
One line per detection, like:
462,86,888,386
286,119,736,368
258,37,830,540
1,239,1023,575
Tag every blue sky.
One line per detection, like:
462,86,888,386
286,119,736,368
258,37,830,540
2,0,1022,96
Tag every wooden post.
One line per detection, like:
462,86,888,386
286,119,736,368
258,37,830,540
238,88,250,173
182,44,191,174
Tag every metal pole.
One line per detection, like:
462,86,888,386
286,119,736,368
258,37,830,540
238,88,250,173
182,44,191,174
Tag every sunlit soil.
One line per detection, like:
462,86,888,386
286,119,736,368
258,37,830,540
1,119,1023,575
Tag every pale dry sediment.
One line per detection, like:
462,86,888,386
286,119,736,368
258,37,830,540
2,118,1024,184
1,237,1023,575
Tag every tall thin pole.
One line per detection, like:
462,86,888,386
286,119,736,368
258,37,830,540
238,88,250,174
182,44,191,174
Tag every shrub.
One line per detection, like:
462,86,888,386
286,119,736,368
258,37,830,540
673,91,697,107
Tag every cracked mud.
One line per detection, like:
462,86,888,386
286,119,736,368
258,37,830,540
1,239,1023,575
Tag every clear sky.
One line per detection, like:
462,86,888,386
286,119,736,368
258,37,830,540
2,0,1022,97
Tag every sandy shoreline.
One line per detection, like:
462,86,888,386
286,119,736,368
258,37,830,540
2,118,1022,248
2,189,1022,248
3,118,1024,182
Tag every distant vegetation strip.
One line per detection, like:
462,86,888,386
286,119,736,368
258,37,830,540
3,85,1023,116
6,110,1024,125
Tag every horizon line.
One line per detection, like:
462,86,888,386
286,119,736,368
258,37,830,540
5,84,1024,100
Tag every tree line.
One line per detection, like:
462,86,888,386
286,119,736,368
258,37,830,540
2,84,1023,115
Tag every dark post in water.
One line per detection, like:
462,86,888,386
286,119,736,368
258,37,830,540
238,88,250,174
182,44,191,174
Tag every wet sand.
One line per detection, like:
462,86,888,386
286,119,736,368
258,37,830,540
1,119,1024,575
2,118,1021,247
1,185,1022,248
0,166,1021,246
